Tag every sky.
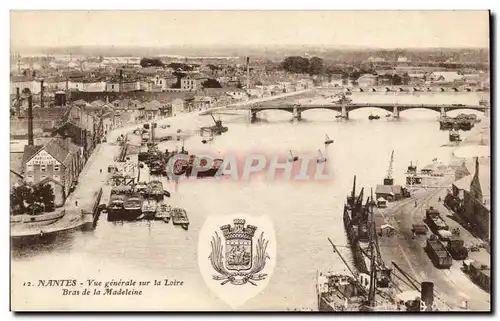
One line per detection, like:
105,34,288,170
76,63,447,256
10,11,490,49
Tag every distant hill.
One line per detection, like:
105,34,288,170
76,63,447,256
10,45,489,64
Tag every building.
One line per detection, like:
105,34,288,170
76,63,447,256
357,74,378,87
10,77,43,95
81,81,107,92
142,100,162,120
180,74,197,91
193,96,213,110
22,137,83,200
426,71,465,84
448,157,490,241
171,98,185,116
375,184,403,202
53,105,103,160
153,74,177,91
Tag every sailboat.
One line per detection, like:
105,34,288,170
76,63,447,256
201,134,215,144
317,149,327,163
324,133,334,145
288,149,299,162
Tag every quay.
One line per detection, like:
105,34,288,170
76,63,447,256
374,174,490,311
11,136,122,244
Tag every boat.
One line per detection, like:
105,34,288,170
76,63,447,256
148,180,164,200
201,136,214,144
324,133,334,145
141,199,157,220
449,130,462,142
343,176,369,273
107,193,126,222
171,208,189,230
155,204,172,223
368,114,380,120
122,193,143,221
288,149,299,162
317,149,327,163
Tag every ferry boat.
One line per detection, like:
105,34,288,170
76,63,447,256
185,158,224,178
171,208,189,230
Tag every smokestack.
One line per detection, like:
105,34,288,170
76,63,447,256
421,281,434,311
40,80,44,108
246,57,250,89
15,87,20,116
119,70,123,93
27,94,34,146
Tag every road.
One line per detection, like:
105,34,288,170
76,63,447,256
375,174,490,311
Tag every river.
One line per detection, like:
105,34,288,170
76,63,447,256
11,92,488,311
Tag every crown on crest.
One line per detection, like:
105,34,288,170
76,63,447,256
220,219,257,240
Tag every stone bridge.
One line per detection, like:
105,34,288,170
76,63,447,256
317,85,487,93
231,103,489,120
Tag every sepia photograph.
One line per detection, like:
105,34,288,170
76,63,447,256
8,10,491,312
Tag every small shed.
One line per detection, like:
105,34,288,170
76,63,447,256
375,184,403,202
380,224,395,237
376,197,387,208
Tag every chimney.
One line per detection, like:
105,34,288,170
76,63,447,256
15,87,20,116
421,281,434,311
246,57,250,89
40,79,44,108
119,70,123,93
27,94,34,146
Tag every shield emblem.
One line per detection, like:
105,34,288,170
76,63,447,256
225,235,252,271
198,214,276,308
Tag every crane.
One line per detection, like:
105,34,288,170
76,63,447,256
384,150,394,185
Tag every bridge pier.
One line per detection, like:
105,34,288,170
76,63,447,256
341,105,349,120
440,107,447,121
250,110,257,122
293,106,302,120
393,105,400,119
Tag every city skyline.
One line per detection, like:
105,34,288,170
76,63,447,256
11,11,490,50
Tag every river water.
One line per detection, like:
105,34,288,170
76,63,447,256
11,92,488,311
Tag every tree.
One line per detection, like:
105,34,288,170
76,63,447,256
10,183,33,215
281,56,310,74
202,79,222,88
308,56,324,75
9,182,55,215
140,58,164,68
33,183,55,212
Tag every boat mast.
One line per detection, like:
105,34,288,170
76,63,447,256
351,175,357,203
327,238,358,279
368,189,377,308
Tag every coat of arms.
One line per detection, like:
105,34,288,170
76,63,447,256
209,219,270,286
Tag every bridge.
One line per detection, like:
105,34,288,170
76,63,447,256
316,85,488,93
226,102,489,121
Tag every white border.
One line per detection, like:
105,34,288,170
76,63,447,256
2,1,498,320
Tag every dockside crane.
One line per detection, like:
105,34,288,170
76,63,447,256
384,150,395,185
